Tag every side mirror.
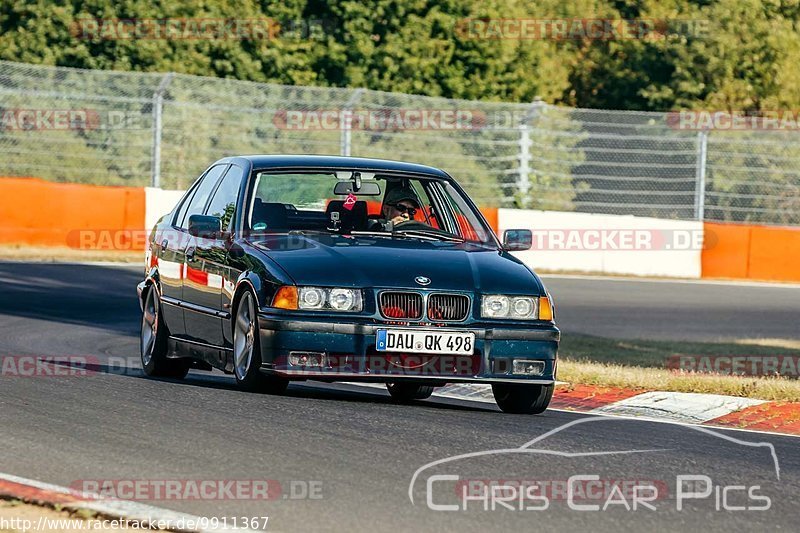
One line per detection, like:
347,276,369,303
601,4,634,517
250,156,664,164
503,229,532,251
188,214,221,239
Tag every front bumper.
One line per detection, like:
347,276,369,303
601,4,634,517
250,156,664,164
257,314,559,385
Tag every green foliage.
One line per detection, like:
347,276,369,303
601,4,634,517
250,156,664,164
3,0,799,111
2,0,799,220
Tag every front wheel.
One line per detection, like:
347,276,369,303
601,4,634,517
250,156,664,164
386,382,435,403
140,286,190,379
492,383,554,414
233,290,288,394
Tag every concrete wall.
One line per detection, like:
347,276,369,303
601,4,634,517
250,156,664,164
498,208,703,278
144,187,184,231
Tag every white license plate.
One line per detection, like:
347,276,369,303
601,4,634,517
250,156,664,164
376,329,475,355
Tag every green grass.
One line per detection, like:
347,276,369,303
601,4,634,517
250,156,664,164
559,334,800,401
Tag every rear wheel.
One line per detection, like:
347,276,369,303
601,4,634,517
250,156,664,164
140,286,190,379
233,290,288,394
492,383,553,414
386,382,435,403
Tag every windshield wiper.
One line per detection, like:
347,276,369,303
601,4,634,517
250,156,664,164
393,229,465,243
350,229,450,242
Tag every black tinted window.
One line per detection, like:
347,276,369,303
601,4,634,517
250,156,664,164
178,165,228,229
206,165,244,231
174,186,196,228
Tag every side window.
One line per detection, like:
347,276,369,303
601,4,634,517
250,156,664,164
440,181,490,242
178,165,228,229
173,185,197,228
206,165,244,231
408,181,438,228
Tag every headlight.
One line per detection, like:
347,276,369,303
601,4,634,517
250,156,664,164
299,287,325,309
481,295,547,320
511,297,535,318
482,295,510,318
287,286,362,312
329,288,361,311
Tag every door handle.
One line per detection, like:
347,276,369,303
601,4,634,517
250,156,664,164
161,239,169,249
185,246,196,260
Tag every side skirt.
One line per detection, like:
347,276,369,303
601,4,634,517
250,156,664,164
168,336,231,373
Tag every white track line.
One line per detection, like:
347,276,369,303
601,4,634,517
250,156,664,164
341,383,800,440
0,472,258,533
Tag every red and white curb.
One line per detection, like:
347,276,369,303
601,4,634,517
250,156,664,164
0,473,257,533
350,382,800,437
590,391,764,423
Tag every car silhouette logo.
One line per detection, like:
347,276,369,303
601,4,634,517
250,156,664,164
415,276,431,286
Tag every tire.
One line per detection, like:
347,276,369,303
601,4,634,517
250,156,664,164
492,383,554,414
386,382,435,403
140,286,190,379
233,290,288,394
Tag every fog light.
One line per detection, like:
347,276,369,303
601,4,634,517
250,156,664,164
512,359,545,376
289,351,326,367
492,358,511,374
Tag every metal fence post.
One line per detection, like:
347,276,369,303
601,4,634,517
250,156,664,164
151,73,174,188
517,124,531,206
340,88,365,157
516,98,544,208
694,130,708,220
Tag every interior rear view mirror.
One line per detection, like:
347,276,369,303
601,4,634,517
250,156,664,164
334,180,381,196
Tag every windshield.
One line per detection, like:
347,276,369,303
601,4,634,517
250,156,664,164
246,171,496,245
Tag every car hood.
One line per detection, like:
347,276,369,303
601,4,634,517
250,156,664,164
251,234,544,294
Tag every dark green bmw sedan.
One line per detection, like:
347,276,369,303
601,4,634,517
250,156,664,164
137,155,559,414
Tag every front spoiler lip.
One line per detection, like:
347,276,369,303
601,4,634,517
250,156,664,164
256,314,558,383
259,367,555,385
257,315,560,342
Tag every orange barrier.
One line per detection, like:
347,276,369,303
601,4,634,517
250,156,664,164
480,207,498,236
749,225,800,281
702,222,800,282
0,177,145,249
701,222,751,279
14,175,796,282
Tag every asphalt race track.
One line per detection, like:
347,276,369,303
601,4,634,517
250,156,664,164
1,262,799,531
541,275,800,342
